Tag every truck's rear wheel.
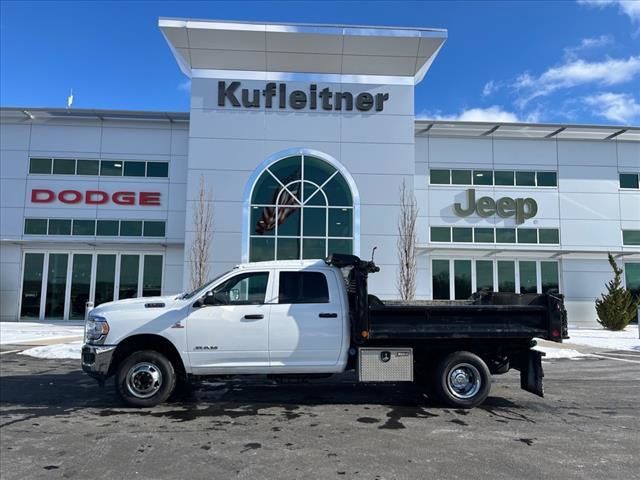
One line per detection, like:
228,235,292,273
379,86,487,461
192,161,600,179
116,350,176,407
435,351,491,409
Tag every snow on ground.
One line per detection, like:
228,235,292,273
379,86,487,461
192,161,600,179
0,322,84,345
567,325,639,352
19,341,83,360
533,345,589,359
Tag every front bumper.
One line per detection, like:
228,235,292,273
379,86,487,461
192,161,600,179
81,344,116,383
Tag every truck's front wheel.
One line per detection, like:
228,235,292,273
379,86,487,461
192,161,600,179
435,351,491,409
116,350,176,407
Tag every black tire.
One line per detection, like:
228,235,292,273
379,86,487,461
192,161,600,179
434,351,491,409
116,350,176,407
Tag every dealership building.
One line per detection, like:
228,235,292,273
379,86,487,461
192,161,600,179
1,18,639,326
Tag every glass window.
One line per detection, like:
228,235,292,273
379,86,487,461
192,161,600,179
20,253,45,318
498,261,516,293
29,158,52,174
95,254,116,306
430,169,450,184
44,253,68,318
452,227,473,242
48,219,72,235
279,272,329,304
303,238,326,259
143,255,163,297
72,220,96,236
539,228,560,244
537,171,557,187
304,156,335,186
53,158,76,175
517,228,538,244
249,237,275,262
214,272,269,305
119,254,140,300
303,208,326,237
269,155,302,184
495,171,514,186
622,230,640,246
454,260,472,300
541,261,559,293
277,207,300,236
97,220,119,236
619,173,639,189
277,238,300,260
625,263,640,300
431,227,451,242
69,254,92,320
328,208,352,237
143,221,166,237
124,161,146,177
473,170,493,185
324,174,352,206
451,170,472,185
432,259,450,300
100,160,123,176
146,162,169,178
515,171,536,186
474,228,494,243
476,260,494,291
76,159,99,175
496,228,516,243
519,261,537,294
328,239,352,256
120,221,143,237
24,218,47,235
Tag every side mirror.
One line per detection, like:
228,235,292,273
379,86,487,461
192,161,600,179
202,290,229,306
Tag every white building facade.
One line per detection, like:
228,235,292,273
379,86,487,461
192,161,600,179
0,18,638,326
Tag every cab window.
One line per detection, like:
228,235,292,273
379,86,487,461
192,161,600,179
279,272,329,304
212,272,269,305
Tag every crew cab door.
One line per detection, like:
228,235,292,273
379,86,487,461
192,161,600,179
186,270,273,371
269,269,344,367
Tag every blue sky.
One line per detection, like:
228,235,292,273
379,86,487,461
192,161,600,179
1,0,639,125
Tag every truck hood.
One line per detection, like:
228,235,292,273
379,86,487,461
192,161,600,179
89,294,183,317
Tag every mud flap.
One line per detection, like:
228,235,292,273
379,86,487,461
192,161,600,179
520,350,544,397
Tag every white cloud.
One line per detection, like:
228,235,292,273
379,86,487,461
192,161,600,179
514,56,640,107
422,106,521,122
583,92,640,123
482,80,496,97
577,1,640,25
564,34,614,59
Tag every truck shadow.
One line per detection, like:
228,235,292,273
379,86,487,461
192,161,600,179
0,365,531,430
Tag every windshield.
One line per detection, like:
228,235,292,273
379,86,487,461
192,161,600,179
180,271,230,300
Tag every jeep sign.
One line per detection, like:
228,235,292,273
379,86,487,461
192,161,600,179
453,189,538,225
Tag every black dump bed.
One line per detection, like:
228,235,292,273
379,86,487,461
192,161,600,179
368,291,567,342
326,254,567,345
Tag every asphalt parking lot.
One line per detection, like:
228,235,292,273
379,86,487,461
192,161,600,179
1,348,638,480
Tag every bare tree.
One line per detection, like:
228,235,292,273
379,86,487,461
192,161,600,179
397,179,418,301
189,176,214,290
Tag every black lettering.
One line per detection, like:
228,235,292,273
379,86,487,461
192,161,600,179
310,84,317,110
375,93,389,111
218,81,241,107
496,197,516,218
320,87,333,110
334,92,353,111
476,197,496,217
263,83,276,108
242,89,260,108
453,189,476,217
279,83,286,109
356,93,374,111
290,90,307,109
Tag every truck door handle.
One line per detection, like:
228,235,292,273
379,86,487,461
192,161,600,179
244,314,264,320
319,313,338,318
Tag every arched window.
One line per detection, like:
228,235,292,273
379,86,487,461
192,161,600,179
249,154,354,261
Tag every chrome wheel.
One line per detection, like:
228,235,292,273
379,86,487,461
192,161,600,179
126,362,163,399
447,363,481,400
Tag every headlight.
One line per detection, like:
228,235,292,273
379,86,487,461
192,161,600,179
85,315,110,343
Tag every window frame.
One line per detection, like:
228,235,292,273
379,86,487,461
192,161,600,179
206,271,272,306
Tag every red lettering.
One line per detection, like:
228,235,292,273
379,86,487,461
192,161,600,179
31,189,54,203
86,191,108,205
58,190,82,204
112,191,135,205
139,192,161,206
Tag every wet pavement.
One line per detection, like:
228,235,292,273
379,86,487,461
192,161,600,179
1,347,639,480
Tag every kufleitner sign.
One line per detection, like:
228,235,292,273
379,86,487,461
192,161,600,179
218,81,390,112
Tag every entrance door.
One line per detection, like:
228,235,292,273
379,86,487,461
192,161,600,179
186,271,272,371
